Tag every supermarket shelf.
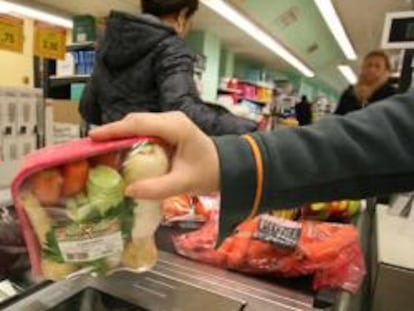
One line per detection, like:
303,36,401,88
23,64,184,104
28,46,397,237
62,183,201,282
241,97,268,106
212,102,261,123
239,80,274,89
49,75,91,87
66,41,96,52
217,87,242,94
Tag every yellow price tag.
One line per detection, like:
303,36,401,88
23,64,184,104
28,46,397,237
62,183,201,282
0,14,24,53
34,21,66,60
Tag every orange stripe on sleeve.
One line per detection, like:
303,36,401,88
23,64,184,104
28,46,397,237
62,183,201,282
242,135,264,219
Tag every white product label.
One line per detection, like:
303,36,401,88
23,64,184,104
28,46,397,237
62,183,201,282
55,220,123,263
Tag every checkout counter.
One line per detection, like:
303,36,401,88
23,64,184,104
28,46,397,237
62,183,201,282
0,204,373,311
0,251,315,311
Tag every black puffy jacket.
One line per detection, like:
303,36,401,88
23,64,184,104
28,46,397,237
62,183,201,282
80,11,257,136
335,82,396,115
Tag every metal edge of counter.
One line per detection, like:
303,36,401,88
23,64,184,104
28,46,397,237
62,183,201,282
332,199,375,311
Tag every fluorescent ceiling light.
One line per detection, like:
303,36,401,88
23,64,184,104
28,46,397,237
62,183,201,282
0,0,73,28
314,0,356,60
200,0,314,78
338,65,357,84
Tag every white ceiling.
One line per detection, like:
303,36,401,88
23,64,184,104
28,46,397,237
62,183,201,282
18,0,414,89
24,0,291,71
332,0,411,68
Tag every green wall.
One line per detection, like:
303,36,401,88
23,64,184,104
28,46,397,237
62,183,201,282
220,48,235,78
186,30,221,102
186,30,204,54
202,32,221,102
187,29,340,104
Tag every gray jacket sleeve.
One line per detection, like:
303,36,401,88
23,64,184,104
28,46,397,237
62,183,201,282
214,90,414,236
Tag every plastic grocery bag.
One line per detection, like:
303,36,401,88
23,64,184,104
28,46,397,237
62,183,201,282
174,212,365,293
12,137,169,281
162,194,221,263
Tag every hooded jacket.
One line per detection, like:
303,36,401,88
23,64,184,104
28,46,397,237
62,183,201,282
80,11,257,135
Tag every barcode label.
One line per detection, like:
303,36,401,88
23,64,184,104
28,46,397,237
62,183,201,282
58,231,123,263
56,222,124,263
254,215,301,250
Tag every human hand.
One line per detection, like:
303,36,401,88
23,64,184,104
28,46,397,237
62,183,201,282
89,112,220,200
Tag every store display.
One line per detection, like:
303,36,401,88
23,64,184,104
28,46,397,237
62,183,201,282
216,78,274,124
72,50,96,75
302,200,361,222
313,96,334,121
72,15,97,43
12,137,169,281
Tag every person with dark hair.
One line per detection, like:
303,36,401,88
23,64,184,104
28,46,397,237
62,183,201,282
335,50,396,115
80,0,256,136
295,95,312,126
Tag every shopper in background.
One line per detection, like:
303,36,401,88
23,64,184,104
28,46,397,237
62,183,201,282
91,90,414,234
79,0,256,135
295,95,312,126
335,50,396,115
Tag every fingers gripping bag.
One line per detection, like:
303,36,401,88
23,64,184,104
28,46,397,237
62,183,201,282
12,137,169,281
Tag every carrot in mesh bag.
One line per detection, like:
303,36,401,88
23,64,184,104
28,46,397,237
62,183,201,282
220,215,365,293
12,137,170,281
169,195,228,266
173,213,365,293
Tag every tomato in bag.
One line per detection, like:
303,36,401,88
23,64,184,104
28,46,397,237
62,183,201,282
12,137,170,281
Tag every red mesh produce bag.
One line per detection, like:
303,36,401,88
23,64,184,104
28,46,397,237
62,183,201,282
173,212,365,293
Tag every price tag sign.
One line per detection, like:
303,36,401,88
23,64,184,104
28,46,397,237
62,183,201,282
0,14,24,53
34,21,66,60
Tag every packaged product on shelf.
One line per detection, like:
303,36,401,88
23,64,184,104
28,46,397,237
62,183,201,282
12,137,169,281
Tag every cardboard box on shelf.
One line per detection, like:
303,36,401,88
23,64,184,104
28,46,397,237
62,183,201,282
45,100,82,145
48,100,82,124
52,123,81,145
